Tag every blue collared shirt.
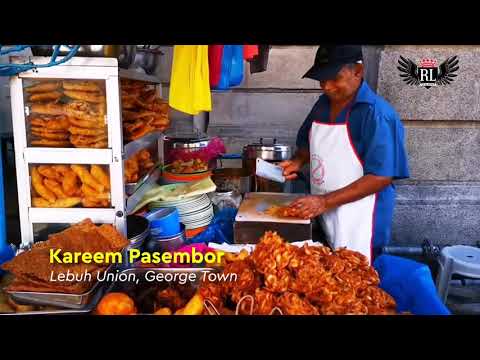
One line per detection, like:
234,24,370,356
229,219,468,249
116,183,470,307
296,80,410,249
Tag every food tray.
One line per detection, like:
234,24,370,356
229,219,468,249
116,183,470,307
2,284,106,315
6,266,113,310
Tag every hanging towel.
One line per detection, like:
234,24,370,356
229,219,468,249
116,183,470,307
169,45,211,115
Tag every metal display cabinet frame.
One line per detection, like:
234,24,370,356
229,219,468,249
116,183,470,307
9,56,163,247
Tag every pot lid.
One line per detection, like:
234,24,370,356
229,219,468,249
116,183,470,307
243,138,291,152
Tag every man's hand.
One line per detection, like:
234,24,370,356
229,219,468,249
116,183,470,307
288,195,328,219
278,148,309,180
278,159,303,180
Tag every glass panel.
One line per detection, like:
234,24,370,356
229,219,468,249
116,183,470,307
120,78,169,144
23,78,108,149
29,164,111,208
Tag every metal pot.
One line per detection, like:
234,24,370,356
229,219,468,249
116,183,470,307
132,46,164,75
242,138,292,193
212,167,252,194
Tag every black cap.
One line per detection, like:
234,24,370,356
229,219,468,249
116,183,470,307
303,45,363,81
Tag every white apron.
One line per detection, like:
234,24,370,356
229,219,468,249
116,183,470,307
309,109,376,264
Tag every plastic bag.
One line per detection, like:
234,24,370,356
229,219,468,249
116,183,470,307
374,255,451,315
189,208,237,245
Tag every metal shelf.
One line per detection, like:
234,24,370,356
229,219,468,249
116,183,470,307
24,148,113,165
29,208,117,224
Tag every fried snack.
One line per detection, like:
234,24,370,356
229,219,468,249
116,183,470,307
32,196,82,208
64,101,104,123
81,198,102,208
25,81,61,93
64,90,105,104
30,139,71,147
30,126,67,134
37,165,62,181
31,167,56,203
28,91,63,102
68,117,105,129
81,184,110,200
124,158,140,183
29,115,70,130
128,125,155,141
30,103,65,116
31,130,69,140
71,165,104,193
70,133,107,145
61,169,80,197
62,80,101,92
90,165,110,191
68,126,106,136
88,140,108,148
43,179,67,199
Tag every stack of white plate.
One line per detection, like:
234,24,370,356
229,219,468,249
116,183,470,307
149,194,214,230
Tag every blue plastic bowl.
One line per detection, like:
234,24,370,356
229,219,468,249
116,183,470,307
145,207,181,237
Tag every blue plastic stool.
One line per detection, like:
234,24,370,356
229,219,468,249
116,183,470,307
435,245,480,304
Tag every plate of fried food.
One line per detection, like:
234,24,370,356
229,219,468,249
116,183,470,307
121,79,170,142
25,80,108,149
30,164,111,208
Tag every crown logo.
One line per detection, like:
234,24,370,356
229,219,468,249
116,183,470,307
420,58,438,68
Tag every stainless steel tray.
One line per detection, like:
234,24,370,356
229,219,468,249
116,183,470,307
2,284,106,315
6,266,113,310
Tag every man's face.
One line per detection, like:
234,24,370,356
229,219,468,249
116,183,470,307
319,64,363,103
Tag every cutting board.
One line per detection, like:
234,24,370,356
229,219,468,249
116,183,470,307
235,192,310,224
234,192,312,243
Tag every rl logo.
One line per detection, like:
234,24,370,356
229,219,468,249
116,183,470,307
397,56,459,89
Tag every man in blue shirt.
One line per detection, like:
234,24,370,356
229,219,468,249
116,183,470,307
279,45,410,263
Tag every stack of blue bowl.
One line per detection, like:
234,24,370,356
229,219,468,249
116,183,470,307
144,208,186,252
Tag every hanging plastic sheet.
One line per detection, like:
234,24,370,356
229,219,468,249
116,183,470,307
169,45,211,115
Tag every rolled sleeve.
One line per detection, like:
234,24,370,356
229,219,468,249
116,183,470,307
362,111,410,179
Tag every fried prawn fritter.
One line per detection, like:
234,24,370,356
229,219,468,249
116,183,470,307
61,169,80,197
90,165,110,191
67,117,105,129
30,139,71,147
80,184,110,200
37,165,62,182
28,91,63,102
31,130,69,140
70,134,108,146
29,115,70,130
64,90,105,104
25,81,61,93
32,196,82,208
70,165,104,193
68,126,106,136
43,178,68,199
31,167,56,203
30,103,65,116
62,80,101,92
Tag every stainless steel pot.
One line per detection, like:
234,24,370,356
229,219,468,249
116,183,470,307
242,138,292,193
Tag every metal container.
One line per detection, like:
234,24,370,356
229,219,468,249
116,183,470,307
132,46,164,75
5,283,107,314
210,190,242,211
242,138,292,193
6,268,110,309
127,215,150,245
212,167,252,194
146,224,186,253
163,136,216,170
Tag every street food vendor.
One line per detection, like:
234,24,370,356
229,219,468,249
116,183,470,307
279,45,410,263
